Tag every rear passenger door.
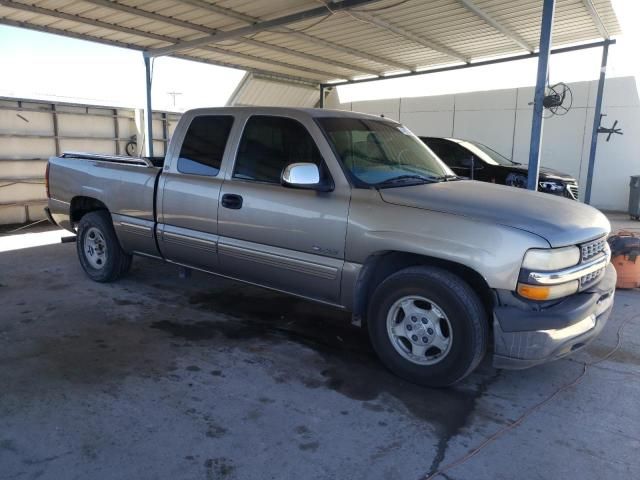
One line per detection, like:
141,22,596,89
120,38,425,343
157,114,234,270
217,114,350,304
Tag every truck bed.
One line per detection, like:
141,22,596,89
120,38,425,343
47,151,163,257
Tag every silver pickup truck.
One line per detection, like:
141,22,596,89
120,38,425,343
46,107,616,387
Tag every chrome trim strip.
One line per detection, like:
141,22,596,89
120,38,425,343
528,253,610,285
161,231,217,253
131,250,164,261
164,258,346,310
218,243,338,280
119,221,153,237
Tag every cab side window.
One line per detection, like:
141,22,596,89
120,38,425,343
234,116,324,184
177,115,234,176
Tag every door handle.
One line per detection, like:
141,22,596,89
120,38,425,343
221,193,243,209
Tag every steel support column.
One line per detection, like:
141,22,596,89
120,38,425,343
527,0,556,191
143,53,154,158
319,85,325,109
584,41,610,204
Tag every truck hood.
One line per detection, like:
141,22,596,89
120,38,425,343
378,180,609,247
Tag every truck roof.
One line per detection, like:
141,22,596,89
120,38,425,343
182,106,399,123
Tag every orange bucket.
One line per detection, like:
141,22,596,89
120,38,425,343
609,231,640,289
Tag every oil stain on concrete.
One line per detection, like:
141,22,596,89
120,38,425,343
151,285,500,474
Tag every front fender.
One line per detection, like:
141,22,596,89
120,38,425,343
346,189,549,290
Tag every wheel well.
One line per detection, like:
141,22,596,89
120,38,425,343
353,251,495,325
70,196,109,225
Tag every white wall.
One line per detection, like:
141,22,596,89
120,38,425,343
0,97,180,225
331,76,640,211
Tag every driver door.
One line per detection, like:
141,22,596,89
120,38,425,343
217,114,351,304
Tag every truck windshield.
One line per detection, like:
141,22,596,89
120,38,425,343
317,117,454,187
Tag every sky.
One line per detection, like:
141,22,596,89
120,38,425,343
0,26,245,111
0,0,637,110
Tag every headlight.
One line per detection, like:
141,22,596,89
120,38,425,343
518,246,581,300
539,181,565,192
522,246,580,271
517,280,579,300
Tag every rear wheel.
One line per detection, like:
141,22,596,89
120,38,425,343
76,211,132,282
367,266,488,387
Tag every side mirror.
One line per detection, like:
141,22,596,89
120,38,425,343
281,163,331,191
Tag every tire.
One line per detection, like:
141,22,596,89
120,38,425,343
76,210,132,282
367,266,488,387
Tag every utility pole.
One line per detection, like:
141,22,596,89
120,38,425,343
167,91,183,108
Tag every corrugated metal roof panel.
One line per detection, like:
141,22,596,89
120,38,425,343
0,0,622,86
228,74,319,107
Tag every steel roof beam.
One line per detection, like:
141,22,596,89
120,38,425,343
581,0,610,39
322,39,615,87
83,0,381,77
457,0,533,52
0,1,325,84
240,38,380,76
144,0,383,57
287,31,413,71
349,11,469,63
179,0,413,71
84,0,228,35
178,0,274,24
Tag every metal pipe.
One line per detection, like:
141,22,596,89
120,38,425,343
147,0,381,57
113,108,120,155
322,40,614,88
51,104,61,156
143,53,154,158
584,40,610,204
161,112,169,156
526,0,556,191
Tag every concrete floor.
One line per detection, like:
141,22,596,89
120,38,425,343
607,211,640,234
1,239,639,480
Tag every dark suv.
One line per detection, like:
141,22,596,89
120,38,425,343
420,137,579,200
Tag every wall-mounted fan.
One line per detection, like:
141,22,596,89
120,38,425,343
542,82,573,117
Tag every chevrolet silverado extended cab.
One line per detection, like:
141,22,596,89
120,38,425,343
46,107,616,387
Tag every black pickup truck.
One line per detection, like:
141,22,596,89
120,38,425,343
420,136,579,200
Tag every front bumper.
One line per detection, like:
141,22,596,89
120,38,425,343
493,263,616,369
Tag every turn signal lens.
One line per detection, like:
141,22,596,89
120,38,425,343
517,280,579,301
517,284,550,300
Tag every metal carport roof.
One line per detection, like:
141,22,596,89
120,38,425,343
0,0,621,87
0,0,623,203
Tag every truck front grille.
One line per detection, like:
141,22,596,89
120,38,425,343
579,236,609,288
567,184,579,199
580,267,605,287
581,237,607,262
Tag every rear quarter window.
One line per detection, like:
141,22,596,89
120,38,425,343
177,115,234,176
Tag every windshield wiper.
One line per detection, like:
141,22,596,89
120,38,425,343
373,174,436,188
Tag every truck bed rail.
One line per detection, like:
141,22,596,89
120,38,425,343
60,152,158,168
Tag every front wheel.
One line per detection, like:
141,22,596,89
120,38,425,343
76,211,132,282
367,266,488,387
